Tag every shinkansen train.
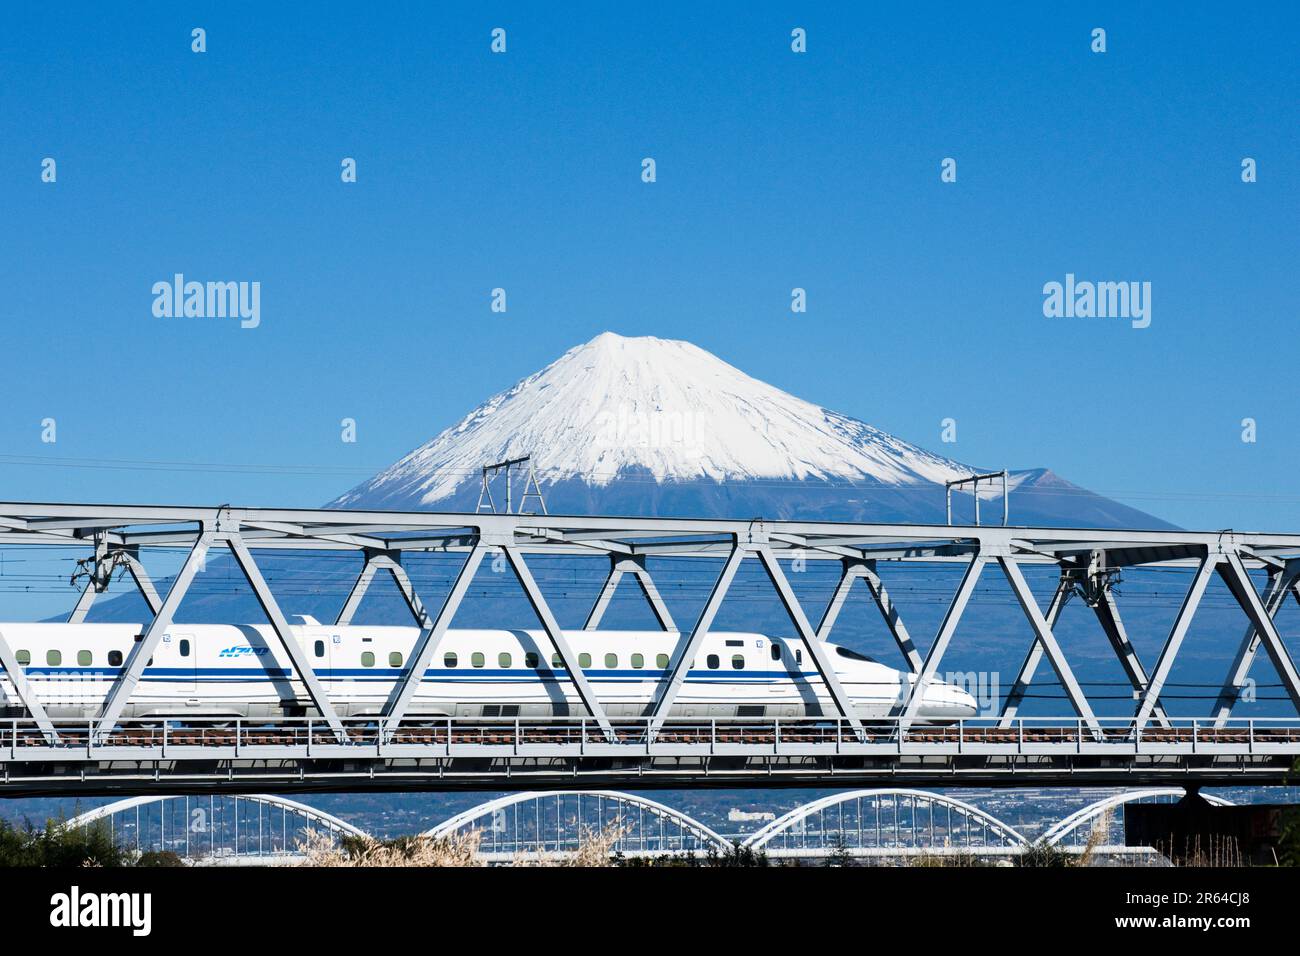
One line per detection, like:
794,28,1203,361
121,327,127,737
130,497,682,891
0,619,978,721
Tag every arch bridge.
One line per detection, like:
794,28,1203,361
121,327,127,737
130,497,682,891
58,787,1227,864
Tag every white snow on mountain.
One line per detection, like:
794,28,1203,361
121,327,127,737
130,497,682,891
333,332,1013,509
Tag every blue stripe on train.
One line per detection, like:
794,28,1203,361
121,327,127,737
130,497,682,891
14,666,806,683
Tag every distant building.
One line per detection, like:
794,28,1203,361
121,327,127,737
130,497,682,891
728,809,776,823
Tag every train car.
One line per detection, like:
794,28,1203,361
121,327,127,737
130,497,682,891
0,619,978,721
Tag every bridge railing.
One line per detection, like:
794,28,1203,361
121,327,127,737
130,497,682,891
3,715,1300,760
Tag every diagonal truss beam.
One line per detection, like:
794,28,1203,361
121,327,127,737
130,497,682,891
1216,552,1300,716
334,550,434,628
502,546,614,738
69,546,163,624
1093,586,1168,724
370,554,428,625
756,545,865,737
0,627,57,740
999,572,1168,727
96,532,214,736
899,555,986,722
1213,563,1300,725
382,543,488,730
816,559,922,673
119,551,163,616
997,573,1072,726
646,545,745,737
68,537,109,624
225,534,349,742
583,556,676,632
334,554,382,626
1133,552,1217,731
997,556,1100,734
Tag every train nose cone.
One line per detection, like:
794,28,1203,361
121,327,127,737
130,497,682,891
921,683,980,718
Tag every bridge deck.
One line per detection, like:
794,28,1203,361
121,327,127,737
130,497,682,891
3,717,1298,795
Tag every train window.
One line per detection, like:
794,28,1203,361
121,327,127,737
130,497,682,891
656,653,669,668
725,639,743,647
47,650,62,666
444,652,458,668
551,653,563,668
796,649,803,663
498,652,512,668
631,653,644,669
361,651,375,668
390,652,404,667
578,653,592,669
15,650,30,666
771,643,782,661
77,650,92,666
471,652,485,668
835,646,876,663
180,639,191,657
313,640,324,658
108,650,123,667
604,653,618,668
525,652,540,668
706,654,719,669
731,655,745,670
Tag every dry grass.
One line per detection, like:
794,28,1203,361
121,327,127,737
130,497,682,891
297,828,486,867
296,822,625,867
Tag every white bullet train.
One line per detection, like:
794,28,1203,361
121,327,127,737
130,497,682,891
0,619,978,721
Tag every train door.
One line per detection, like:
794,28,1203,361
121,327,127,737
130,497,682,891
169,631,198,693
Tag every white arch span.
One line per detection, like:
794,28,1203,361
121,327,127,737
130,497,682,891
64,794,369,839
742,788,1030,849
1039,788,1234,847
423,790,731,851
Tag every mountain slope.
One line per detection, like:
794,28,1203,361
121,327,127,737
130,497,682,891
332,332,1173,529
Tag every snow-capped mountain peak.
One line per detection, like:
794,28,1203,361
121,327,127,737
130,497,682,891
332,332,989,509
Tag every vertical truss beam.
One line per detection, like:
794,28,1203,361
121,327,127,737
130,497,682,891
96,533,214,736
646,545,745,737
1133,552,1216,730
816,559,922,673
997,556,1100,734
502,546,613,738
755,545,865,737
583,556,676,632
225,534,349,742
1216,552,1300,716
1213,563,1300,724
899,555,986,722
0,627,56,740
382,543,488,730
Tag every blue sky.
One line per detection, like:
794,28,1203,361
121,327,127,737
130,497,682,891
1,2,1297,532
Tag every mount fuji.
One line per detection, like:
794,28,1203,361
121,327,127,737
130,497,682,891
332,332,1171,529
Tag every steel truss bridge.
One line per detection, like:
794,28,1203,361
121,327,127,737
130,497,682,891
62,788,1222,865
1,500,1299,794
